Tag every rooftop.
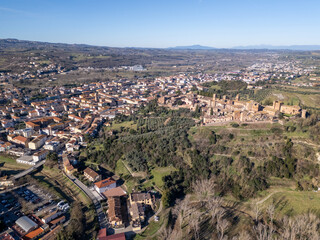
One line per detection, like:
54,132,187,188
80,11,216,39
15,216,38,233
95,177,116,188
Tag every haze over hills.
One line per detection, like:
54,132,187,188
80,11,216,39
232,44,320,50
168,45,217,50
170,44,320,51
1,39,320,51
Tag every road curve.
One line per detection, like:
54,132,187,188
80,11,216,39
12,160,46,180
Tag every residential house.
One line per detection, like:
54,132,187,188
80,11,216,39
83,167,100,182
28,135,47,150
0,142,13,152
33,149,49,162
94,177,116,194
130,202,145,226
11,135,28,147
107,196,123,227
102,187,127,199
63,156,76,175
130,192,154,209
97,229,125,240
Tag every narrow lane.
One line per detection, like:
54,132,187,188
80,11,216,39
64,172,108,228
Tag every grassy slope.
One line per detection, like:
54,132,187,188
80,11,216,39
258,85,320,109
115,159,176,193
243,177,320,217
0,154,29,169
41,167,91,205
105,121,137,131
192,123,320,218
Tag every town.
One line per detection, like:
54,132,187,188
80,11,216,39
0,48,318,240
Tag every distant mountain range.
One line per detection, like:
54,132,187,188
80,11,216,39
232,45,320,50
168,45,217,50
169,44,320,51
1,39,320,51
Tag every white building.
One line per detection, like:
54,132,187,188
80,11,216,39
94,177,116,194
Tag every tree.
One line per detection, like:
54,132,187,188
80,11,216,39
162,190,172,208
254,204,261,223
266,204,275,232
66,202,85,239
190,211,201,240
45,152,59,168
217,218,230,240
192,178,216,206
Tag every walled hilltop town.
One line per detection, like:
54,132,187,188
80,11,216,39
158,93,307,125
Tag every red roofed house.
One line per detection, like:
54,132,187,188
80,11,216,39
97,229,125,240
94,177,116,194
11,135,28,147
102,187,127,199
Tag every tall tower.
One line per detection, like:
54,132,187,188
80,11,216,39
212,94,216,107
212,94,216,101
301,109,307,119
95,92,99,102
235,94,240,101
273,101,282,111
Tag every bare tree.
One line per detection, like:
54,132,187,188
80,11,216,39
207,195,222,211
253,203,261,223
180,195,191,220
192,178,216,206
158,226,172,240
217,218,230,240
278,213,320,240
253,222,273,240
266,204,275,233
216,208,226,225
190,211,201,240
237,231,252,240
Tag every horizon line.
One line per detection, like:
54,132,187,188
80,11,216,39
1,38,320,50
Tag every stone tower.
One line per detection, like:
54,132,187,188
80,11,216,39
212,94,217,107
301,109,307,119
273,101,282,111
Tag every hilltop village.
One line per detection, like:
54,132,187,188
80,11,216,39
0,49,316,240
0,65,312,240
159,93,307,125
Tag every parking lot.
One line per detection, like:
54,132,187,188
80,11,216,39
0,184,59,227
0,191,21,226
12,185,56,213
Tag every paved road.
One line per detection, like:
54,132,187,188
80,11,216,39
64,172,108,229
12,160,45,180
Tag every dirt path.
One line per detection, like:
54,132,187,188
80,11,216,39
256,191,281,205
293,140,319,148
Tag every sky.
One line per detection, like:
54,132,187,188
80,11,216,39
0,0,320,48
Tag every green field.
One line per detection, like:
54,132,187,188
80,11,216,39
0,154,29,171
150,166,176,188
262,190,320,216
115,159,131,176
135,210,168,240
105,121,137,131
242,178,320,217
115,159,175,193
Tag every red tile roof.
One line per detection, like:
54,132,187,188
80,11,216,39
94,177,116,189
102,187,126,198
